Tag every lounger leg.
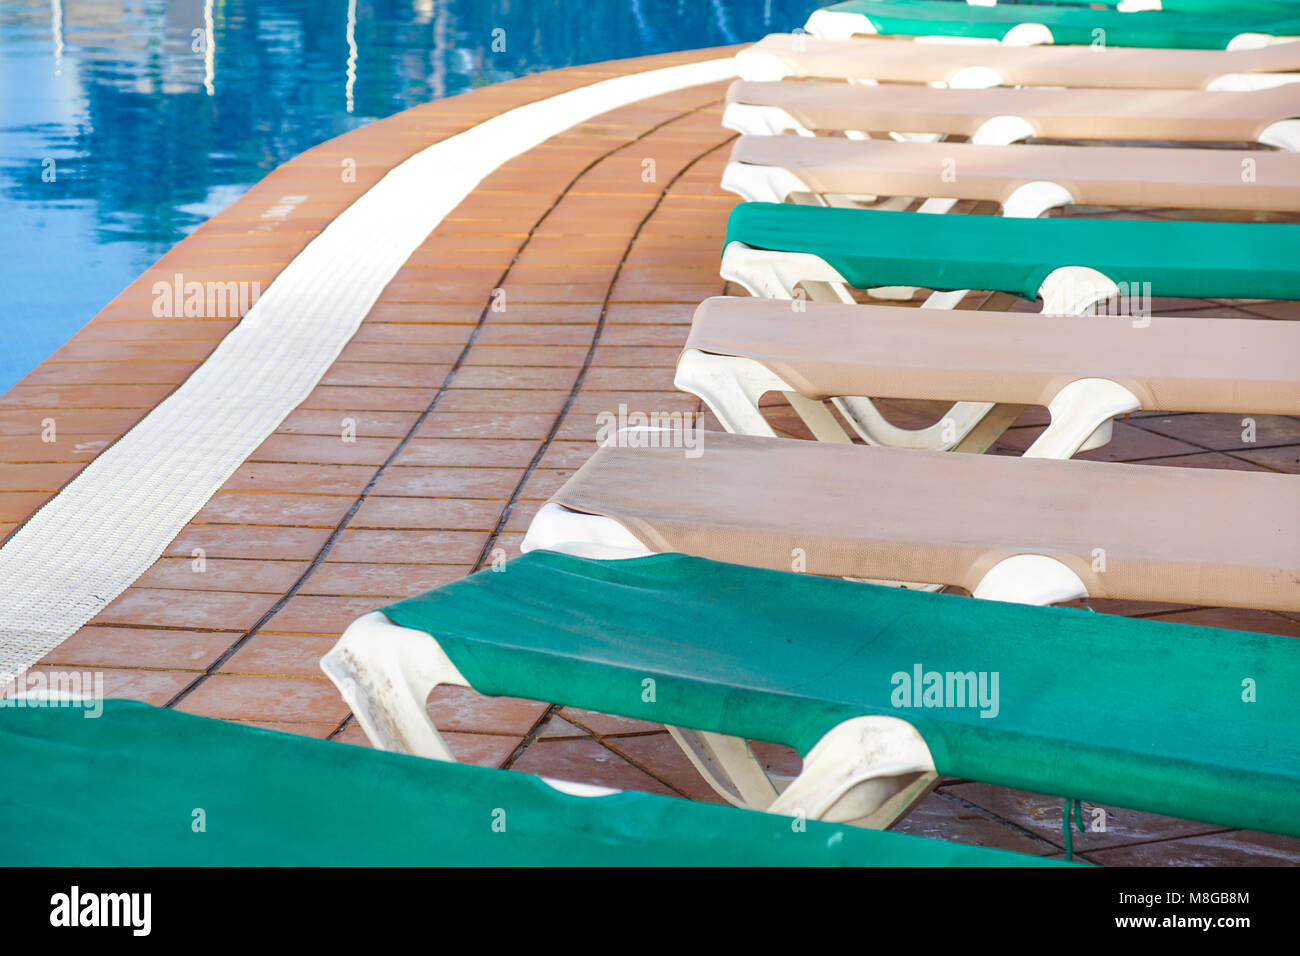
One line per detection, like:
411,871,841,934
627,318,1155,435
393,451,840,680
767,715,939,828
1038,266,1120,316
521,503,655,560
1023,379,1141,460
833,397,995,450
321,612,470,760
720,242,856,303
721,161,824,205
972,555,1090,605
721,102,815,137
676,349,853,442
664,726,782,809
1261,119,1300,152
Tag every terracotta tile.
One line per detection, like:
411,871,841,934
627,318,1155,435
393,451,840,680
946,782,1222,853
40,627,234,671
437,388,568,414
1086,828,1300,866
427,685,550,735
1145,606,1300,638
134,557,308,594
510,737,681,798
251,434,401,467
337,723,522,767
893,790,1057,857
276,409,420,438
264,595,382,634
192,491,352,527
453,365,576,390
327,529,487,565
300,385,437,412
230,719,339,739
299,562,470,597
166,525,333,561
15,665,195,705
1136,413,1300,452
391,438,540,468
350,495,502,531
414,412,556,440
0,491,50,523
220,634,338,677
94,588,279,631
224,462,376,496
1231,444,1300,473
601,731,725,802
175,673,350,724
374,466,524,498
0,462,83,491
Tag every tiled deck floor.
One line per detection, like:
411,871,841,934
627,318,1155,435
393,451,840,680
3,47,1298,865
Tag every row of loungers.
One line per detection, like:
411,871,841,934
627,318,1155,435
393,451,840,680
7,1,1299,866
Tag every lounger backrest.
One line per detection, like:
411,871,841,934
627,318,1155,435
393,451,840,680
549,430,1300,611
809,0,1300,48
726,79,1298,142
0,699,1045,865
685,296,1300,415
740,34,1300,88
727,136,1300,213
381,549,1300,838
724,203,1300,300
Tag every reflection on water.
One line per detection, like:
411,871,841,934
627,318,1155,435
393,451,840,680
0,0,818,392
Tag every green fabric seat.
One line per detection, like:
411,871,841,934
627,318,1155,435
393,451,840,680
381,551,1300,839
0,698,1050,866
725,203,1300,301
812,0,1300,48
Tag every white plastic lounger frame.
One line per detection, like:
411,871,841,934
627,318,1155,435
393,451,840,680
730,45,1300,92
323,609,940,828
719,99,1300,153
802,7,1300,48
719,243,1121,450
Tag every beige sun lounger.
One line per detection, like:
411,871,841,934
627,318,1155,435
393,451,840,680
724,80,1300,150
676,296,1300,456
723,135,1300,215
522,430,1300,612
736,33,1300,91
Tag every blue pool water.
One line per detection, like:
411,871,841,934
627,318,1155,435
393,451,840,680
0,0,819,394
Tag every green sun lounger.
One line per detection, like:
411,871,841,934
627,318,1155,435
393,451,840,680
806,0,1300,48
324,550,1300,840
722,203,1300,310
0,698,1052,866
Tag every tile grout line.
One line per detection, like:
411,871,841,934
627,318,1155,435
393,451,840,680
474,134,737,766
162,99,727,712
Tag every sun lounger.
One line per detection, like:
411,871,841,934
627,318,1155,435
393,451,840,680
803,0,1300,48
722,135,1300,215
323,547,1300,837
526,429,1300,612
675,296,1300,454
721,203,1300,311
736,33,1300,90
0,698,1048,865
723,80,1300,150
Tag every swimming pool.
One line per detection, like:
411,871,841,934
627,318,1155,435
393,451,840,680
0,0,819,394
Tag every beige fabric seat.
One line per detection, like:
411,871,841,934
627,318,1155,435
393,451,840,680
675,296,1300,456
724,79,1300,150
736,33,1300,91
724,134,1300,215
531,430,1300,612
